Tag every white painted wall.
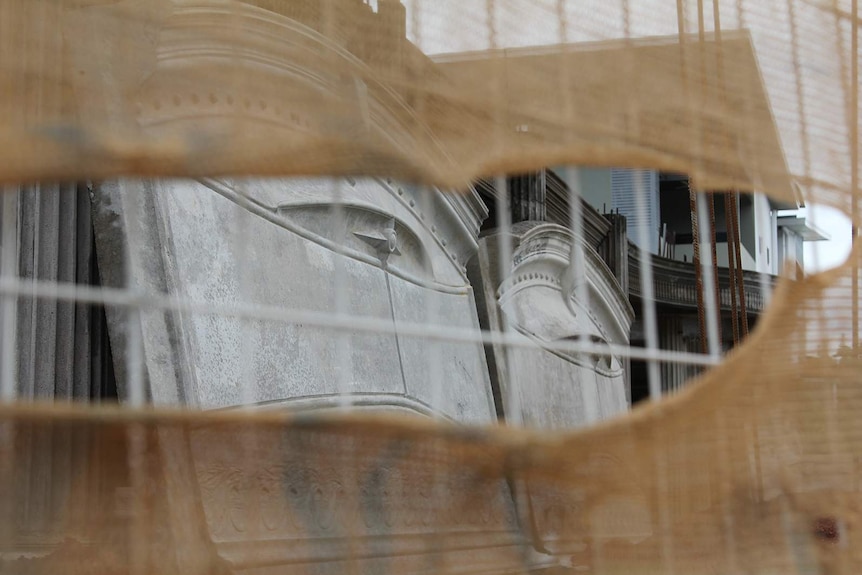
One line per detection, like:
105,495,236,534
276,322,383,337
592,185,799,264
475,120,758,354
753,193,777,274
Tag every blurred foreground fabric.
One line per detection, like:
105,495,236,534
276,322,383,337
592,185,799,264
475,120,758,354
1,254,862,573
0,0,856,217
0,1,860,574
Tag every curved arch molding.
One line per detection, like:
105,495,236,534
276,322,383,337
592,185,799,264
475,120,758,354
90,176,494,423
472,222,635,430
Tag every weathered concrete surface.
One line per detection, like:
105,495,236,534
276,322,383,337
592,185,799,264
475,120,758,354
390,281,496,421
471,222,634,429
91,177,494,422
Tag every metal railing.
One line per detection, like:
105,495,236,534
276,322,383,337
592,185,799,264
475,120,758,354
628,244,777,313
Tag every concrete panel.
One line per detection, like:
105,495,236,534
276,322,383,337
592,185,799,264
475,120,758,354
505,333,627,430
93,176,492,417
475,223,634,430
152,179,405,408
389,280,495,423
505,333,589,429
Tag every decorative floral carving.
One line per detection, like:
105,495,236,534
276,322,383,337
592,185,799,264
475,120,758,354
194,441,518,541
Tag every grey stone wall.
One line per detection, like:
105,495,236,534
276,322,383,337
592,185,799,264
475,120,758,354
91,177,495,422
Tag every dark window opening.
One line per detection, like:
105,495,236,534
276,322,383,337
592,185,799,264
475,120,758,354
629,352,649,405
90,243,118,402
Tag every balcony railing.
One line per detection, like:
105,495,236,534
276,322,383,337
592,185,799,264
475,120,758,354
628,245,777,313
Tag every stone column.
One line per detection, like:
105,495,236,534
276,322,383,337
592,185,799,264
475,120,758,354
0,182,117,559
9,183,110,401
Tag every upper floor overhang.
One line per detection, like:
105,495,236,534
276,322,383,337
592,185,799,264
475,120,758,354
777,215,830,242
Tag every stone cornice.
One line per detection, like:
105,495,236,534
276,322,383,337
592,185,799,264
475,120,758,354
199,177,472,294
136,1,459,174
502,223,635,343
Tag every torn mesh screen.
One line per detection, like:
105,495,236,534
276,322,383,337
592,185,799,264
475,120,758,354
0,0,854,212
0,1,859,575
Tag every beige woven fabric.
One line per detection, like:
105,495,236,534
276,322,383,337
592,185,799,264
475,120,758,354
0,1,859,574
0,1,856,216
1,256,862,574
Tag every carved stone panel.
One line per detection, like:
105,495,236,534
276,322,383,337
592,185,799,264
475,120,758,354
189,424,543,574
92,175,492,419
473,222,635,429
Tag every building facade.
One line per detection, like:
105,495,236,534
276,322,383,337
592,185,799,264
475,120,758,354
551,166,826,399
0,0,641,425
0,1,827,570
0,2,631,570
